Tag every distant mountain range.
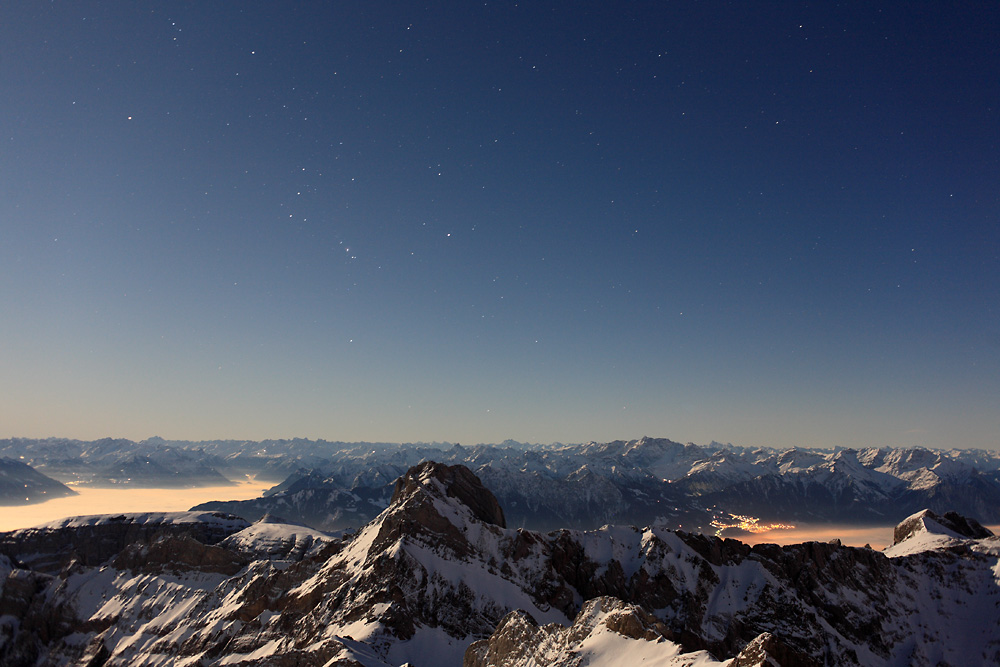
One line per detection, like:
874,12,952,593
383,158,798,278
195,437,1000,532
4,437,1000,533
0,462,997,666
0,437,238,488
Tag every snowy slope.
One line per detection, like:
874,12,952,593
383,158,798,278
466,598,729,667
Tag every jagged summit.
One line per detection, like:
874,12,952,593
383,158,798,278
390,461,506,528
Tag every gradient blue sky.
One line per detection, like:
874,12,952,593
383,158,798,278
2,1,998,449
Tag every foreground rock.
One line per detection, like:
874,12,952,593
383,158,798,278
0,462,998,666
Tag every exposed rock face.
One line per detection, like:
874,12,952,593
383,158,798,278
464,597,687,667
464,610,552,667
0,511,249,574
731,632,822,667
111,534,248,576
1,462,999,667
465,599,823,667
390,461,506,528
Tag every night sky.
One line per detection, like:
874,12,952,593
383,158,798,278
2,2,998,449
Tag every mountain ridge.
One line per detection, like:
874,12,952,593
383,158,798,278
182,438,1000,531
1,461,998,665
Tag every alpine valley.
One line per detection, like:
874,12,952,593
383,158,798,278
1,461,999,666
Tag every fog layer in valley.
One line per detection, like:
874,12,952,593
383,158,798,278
732,524,898,549
0,481,273,531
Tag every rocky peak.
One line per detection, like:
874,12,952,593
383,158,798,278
390,461,506,528
892,508,994,545
731,632,822,667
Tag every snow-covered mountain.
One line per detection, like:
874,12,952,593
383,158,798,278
6,436,1000,529
1,462,998,666
189,438,1000,531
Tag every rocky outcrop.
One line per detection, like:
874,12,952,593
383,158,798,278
464,610,553,667
0,565,74,667
111,534,248,575
731,632,822,667
0,512,249,574
464,597,684,667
